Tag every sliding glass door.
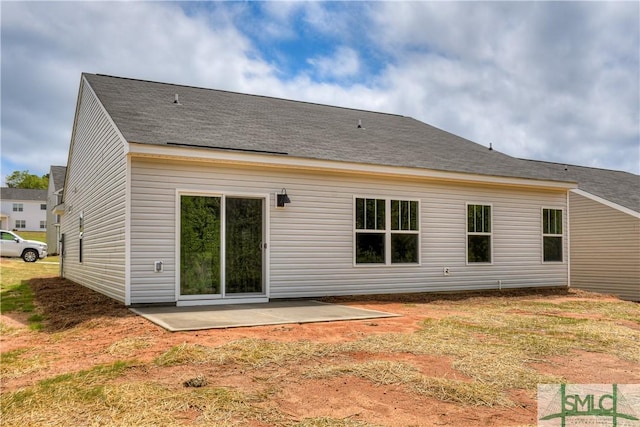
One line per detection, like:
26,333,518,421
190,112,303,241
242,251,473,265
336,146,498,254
180,194,264,299
225,197,263,294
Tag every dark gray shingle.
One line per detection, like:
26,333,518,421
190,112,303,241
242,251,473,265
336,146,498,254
522,160,640,213
1,188,47,201
84,73,573,183
50,166,66,191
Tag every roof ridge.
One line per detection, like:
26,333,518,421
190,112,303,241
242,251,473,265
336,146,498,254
520,158,638,176
88,73,407,119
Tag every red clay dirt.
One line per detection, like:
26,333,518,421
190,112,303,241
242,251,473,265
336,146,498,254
2,277,638,426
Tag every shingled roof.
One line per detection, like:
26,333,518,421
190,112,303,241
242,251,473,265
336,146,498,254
48,165,66,191
1,187,47,201
84,73,573,184
522,160,640,213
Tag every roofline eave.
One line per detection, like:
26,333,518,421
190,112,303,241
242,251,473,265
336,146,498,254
127,142,577,191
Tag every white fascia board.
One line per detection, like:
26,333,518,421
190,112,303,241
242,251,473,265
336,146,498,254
571,189,640,219
127,142,577,191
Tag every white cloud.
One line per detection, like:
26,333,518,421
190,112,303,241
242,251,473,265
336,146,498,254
364,1,639,172
1,1,638,181
1,1,276,179
307,46,361,79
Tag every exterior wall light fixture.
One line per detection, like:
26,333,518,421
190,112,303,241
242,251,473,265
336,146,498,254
277,188,291,207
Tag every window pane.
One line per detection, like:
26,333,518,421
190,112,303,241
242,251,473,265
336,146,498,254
483,206,491,233
543,209,562,235
365,199,376,230
543,209,550,234
410,201,418,230
377,199,385,230
467,205,475,232
475,205,483,232
180,195,221,295
391,200,399,230
391,233,418,263
399,201,407,230
355,198,364,230
356,233,385,264
468,235,491,263
225,198,263,294
544,236,563,262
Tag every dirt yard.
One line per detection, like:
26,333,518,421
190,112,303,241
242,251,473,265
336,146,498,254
2,275,639,426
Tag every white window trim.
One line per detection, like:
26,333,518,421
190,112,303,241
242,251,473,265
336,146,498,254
353,196,421,267
465,202,493,265
541,206,565,264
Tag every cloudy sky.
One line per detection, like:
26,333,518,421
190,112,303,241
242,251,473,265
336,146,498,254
1,1,639,184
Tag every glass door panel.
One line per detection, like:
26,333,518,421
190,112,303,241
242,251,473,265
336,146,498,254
180,195,221,295
225,197,263,294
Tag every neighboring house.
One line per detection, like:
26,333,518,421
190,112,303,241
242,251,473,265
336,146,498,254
0,187,48,232
524,161,639,301
60,73,577,306
46,165,67,255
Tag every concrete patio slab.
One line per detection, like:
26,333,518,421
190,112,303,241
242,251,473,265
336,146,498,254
130,300,400,332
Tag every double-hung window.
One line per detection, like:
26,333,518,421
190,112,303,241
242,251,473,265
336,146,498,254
13,203,23,212
467,204,492,263
542,208,563,262
355,198,419,265
15,220,26,229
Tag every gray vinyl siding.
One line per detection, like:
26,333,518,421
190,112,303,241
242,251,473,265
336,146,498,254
130,157,568,304
569,191,640,301
60,79,128,303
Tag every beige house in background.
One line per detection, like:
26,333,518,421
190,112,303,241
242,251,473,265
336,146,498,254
46,165,67,255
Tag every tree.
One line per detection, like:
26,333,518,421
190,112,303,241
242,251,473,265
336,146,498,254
5,170,49,189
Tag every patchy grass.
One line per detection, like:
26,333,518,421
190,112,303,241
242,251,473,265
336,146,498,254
0,258,58,288
155,338,336,368
0,282,36,313
293,418,378,427
306,360,510,407
106,336,154,357
0,349,48,379
0,258,59,330
2,264,639,426
149,302,638,409
1,360,287,427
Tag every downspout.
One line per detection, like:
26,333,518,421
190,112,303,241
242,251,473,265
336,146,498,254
566,191,571,289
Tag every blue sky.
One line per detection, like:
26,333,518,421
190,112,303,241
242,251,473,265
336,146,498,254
1,1,639,183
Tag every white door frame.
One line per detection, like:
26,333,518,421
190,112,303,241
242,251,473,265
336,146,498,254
175,189,270,306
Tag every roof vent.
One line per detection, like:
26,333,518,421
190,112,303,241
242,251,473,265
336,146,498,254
489,143,493,151
357,119,364,129
173,94,181,105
